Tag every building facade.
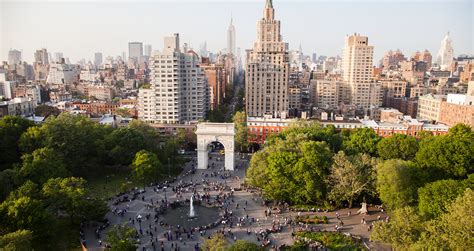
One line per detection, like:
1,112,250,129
138,34,208,124
342,34,376,110
417,93,445,121
245,0,289,118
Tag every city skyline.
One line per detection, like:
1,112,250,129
1,0,472,63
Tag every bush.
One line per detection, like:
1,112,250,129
294,215,328,224
296,231,364,250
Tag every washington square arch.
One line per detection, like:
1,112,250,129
195,123,235,171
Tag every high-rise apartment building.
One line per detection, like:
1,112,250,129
227,17,236,56
128,42,143,64
144,44,152,57
8,49,22,65
34,48,49,65
245,0,289,118
54,52,64,63
342,34,376,110
94,52,103,67
138,33,208,124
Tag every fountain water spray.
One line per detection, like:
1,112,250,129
189,196,196,218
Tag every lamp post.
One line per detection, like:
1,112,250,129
168,157,171,178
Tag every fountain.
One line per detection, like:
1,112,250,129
189,196,196,218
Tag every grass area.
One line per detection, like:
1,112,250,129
295,232,365,251
295,215,329,224
86,169,136,200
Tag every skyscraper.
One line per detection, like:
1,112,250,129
342,33,378,110
34,48,49,65
144,44,152,57
139,33,208,124
227,16,236,56
128,42,143,63
7,49,22,65
94,52,103,67
437,32,454,70
245,0,289,118
54,52,64,63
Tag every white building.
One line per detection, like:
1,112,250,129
47,63,78,85
0,97,36,117
0,79,16,99
138,33,209,124
342,33,377,110
437,32,454,71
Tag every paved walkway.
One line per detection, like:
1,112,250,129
83,152,390,251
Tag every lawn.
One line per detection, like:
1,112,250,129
86,168,135,200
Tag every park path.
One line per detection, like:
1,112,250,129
83,152,390,251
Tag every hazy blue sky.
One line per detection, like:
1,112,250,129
1,0,472,63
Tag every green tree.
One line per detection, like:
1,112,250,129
0,169,20,201
343,128,380,156
128,119,160,153
377,133,418,160
130,150,163,184
328,152,376,208
19,147,69,184
0,229,33,251
416,134,473,178
105,127,146,166
232,111,248,152
106,224,138,251
18,126,44,153
376,159,419,210
246,150,270,188
201,233,228,251
415,188,474,250
42,177,88,223
0,116,34,170
0,195,50,236
227,240,264,251
448,123,474,139
38,113,108,176
371,206,423,249
34,105,60,118
417,179,466,219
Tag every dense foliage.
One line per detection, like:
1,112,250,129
294,231,364,250
246,122,473,249
0,114,182,250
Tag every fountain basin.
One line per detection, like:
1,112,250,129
161,205,220,228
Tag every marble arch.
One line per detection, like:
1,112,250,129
195,123,235,171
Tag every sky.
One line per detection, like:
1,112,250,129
1,0,473,64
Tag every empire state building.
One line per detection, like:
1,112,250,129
245,0,289,118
